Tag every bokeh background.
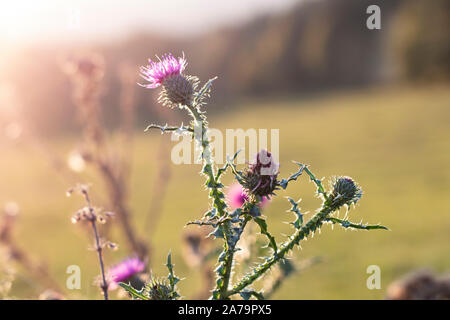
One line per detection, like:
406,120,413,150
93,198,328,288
0,0,449,299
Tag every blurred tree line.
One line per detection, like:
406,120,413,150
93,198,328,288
1,0,448,135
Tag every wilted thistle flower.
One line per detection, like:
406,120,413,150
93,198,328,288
329,176,362,208
107,257,145,289
226,183,269,209
144,278,172,300
240,150,279,198
139,53,198,108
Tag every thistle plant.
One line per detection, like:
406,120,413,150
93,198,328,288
120,53,388,300
68,184,118,300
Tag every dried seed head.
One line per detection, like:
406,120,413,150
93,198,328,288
80,207,90,219
329,176,362,207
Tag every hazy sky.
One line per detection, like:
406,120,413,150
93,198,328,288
0,0,300,45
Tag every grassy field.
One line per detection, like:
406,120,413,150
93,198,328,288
1,85,449,299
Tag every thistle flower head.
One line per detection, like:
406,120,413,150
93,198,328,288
241,150,279,198
140,53,198,108
107,257,145,288
140,53,187,88
329,176,362,207
226,183,269,209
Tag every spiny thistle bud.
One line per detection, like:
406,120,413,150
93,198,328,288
241,150,279,198
329,176,362,207
144,279,172,300
140,53,198,108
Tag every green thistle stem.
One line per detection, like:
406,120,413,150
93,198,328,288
183,104,234,299
184,105,227,214
227,204,334,298
215,216,250,299
226,166,331,298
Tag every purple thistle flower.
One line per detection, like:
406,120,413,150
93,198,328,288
139,53,187,89
226,183,269,209
107,257,145,289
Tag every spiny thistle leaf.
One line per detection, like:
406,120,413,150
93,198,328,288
302,164,329,202
208,225,225,239
224,152,245,185
239,289,265,300
118,282,149,300
325,217,389,231
166,252,181,299
204,207,217,219
193,76,218,107
144,123,193,134
280,162,306,189
216,150,241,180
286,197,303,229
186,215,231,227
253,217,277,253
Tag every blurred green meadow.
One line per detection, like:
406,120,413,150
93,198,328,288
1,84,449,299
